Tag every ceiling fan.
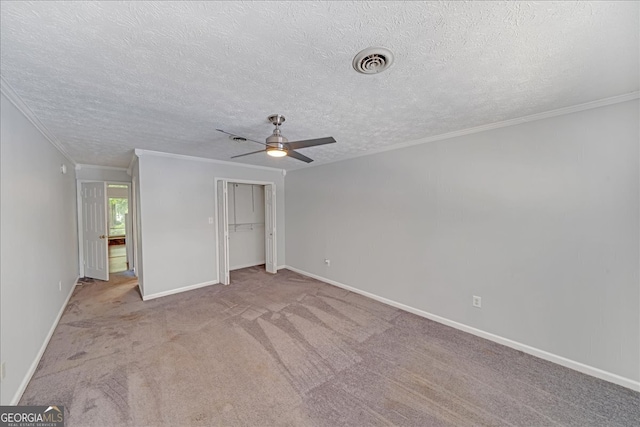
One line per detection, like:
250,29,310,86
217,114,336,163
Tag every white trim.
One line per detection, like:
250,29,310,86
77,179,131,184
134,149,285,173
214,179,230,285
297,91,640,171
142,280,219,301
0,75,76,166
76,164,128,172
264,184,278,274
284,265,640,392
230,262,267,271
222,178,275,186
130,175,140,281
76,183,85,277
214,178,278,284
10,277,80,405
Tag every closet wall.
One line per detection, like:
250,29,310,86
228,183,265,270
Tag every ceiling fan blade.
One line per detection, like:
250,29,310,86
230,149,265,159
216,129,267,146
287,149,314,163
286,136,336,150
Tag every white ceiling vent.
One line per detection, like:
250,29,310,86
352,47,394,74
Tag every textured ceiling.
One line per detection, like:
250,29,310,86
1,1,638,170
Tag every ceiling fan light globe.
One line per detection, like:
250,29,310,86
267,147,287,157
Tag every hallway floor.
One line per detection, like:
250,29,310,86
108,244,127,273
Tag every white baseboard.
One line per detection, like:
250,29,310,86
10,276,80,405
142,280,218,301
284,265,640,392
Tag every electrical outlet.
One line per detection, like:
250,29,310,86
1,362,6,381
324,259,330,266
473,296,482,308
208,217,214,224
58,280,62,291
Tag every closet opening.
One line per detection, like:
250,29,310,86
216,179,277,285
229,182,266,272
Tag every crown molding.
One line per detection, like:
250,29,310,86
134,149,286,173
126,152,138,176
0,75,77,165
299,91,640,171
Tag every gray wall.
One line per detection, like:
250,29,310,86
136,152,285,297
75,165,131,182
285,100,639,383
0,93,79,404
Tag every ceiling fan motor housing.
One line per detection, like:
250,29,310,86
266,133,288,149
266,118,288,151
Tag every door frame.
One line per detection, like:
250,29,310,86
214,178,278,284
130,175,139,276
216,180,230,285
77,179,133,278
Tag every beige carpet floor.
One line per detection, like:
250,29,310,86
19,267,639,426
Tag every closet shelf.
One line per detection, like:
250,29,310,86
230,222,265,231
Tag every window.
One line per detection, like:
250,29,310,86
108,185,129,236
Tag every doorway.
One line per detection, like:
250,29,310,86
106,183,130,273
216,179,277,285
78,180,134,281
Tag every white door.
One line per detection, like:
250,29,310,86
217,180,230,285
82,182,109,281
265,184,277,274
